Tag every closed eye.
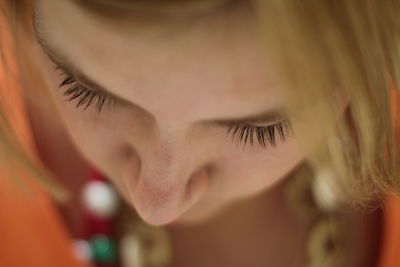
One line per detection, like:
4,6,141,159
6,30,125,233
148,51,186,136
55,65,294,149
56,66,119,113
224,120,293,149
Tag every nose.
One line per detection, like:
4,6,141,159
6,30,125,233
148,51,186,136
121,143,210,226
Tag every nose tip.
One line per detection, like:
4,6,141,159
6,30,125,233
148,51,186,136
123,159,209,226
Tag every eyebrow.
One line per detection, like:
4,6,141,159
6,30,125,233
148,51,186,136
32,14,286,126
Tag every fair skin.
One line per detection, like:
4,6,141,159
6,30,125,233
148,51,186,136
26,0,381,266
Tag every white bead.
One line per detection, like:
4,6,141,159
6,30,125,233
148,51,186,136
82,180,119,218
73,239,93,262
312,168,342,212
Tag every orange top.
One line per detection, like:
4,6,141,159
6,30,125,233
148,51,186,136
1,9,400,267
375,88,400,267
0,6,91,267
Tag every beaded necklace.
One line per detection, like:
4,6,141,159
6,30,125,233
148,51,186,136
72,167,172,267
71,163,345,267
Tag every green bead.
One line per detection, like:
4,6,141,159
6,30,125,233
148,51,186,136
90,234,117,263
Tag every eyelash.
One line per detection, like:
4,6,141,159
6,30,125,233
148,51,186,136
55,66,117,113
55,67,293,149
225,120,293,149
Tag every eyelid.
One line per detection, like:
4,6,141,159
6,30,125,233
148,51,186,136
248,119,283,127
56,68,293,148
55,65,126,103
216,119,286,130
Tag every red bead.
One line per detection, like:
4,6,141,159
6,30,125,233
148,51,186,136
89,167,107,181
80,209,112,238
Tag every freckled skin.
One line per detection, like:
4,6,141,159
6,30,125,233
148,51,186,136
32,0,306,227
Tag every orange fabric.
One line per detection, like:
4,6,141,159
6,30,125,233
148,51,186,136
0,6,92,267
376,88,400,267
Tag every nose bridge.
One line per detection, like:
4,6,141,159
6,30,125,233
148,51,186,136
138,130,190,192
142,136,186,186
129,114,195,185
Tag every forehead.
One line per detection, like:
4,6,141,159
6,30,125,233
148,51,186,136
35,0,284,119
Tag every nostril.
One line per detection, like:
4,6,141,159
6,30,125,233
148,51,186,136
121,149,142,198
122,148,210,225
183,167,209,209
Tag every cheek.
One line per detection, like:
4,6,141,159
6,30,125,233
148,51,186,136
218,137,305,199
48,98,131,180
35,46,130,177
181,138,306,223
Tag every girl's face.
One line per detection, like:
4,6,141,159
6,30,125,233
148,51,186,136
32,0,306,226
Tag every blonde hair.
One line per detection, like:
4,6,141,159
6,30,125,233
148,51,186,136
1,0,400,209
252,0,400,209
0,0,69,201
